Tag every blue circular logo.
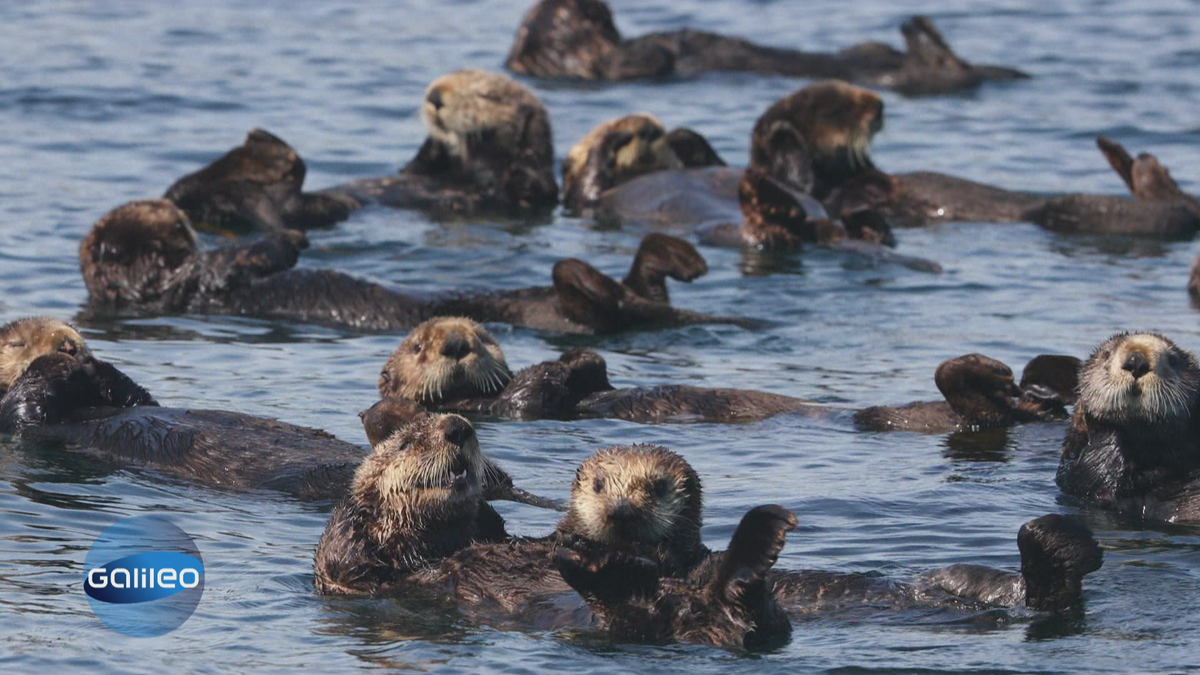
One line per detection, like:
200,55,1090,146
83,515,204,637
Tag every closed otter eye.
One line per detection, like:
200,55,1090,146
592,477,605,493
5,341,25,349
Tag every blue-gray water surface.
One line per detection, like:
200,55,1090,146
2,0,1199,672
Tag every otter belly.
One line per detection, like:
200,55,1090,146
891,172,1047,226
576,385,825,423
597,167,743,231
20,407,363,500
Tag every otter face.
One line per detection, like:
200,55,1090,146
751,80,884,194
420,69,549,160
1078,333,1200,424
356,413,484,520
562,113,682,206
567,445,702,547
378,317,512,404
0,317,91,392
79,200,200,306
505,0,622,79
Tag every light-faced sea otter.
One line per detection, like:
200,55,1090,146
162,128,357,233
1057,332,1200,522
505,0,1028,95
78,200,758,334
375,316,1079,430
0,326,545,506
560,108,940,272
315,442,796,649
319,69,559,217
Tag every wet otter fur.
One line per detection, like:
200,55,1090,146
316,441,795,648
79,201,755,334
313,413,508,594
1057,333,1200,522
0,349,545,506
162,128,356,233
0,317,91,394
319,70,559,217
378,317,1079,429
505,0,1027,95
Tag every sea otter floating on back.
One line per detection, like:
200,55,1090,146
162,70,559,233
505,0,1028,95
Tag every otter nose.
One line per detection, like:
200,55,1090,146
607,500,639,524
440,333,471,361
1122,351,1151,379
441,415,475,447
57,339,78,356
427,88,444,110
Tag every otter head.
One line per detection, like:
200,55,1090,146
0,317,91,393
562,113,682,209
1078,333,1200,425
561,445,703,571
378,317,513,405
351,413,484,542
750,80,884,198
505,0,622,79
79,200,199,309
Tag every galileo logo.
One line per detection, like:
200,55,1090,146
83,515,204,637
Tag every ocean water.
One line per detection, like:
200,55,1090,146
1,0,1199,672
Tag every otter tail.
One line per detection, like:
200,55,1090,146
1018,514,1103,611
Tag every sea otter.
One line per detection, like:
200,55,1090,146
376,316,1079,429
566,449,1102,615
315,441,796,648
0,335,544,506
317,69,559,217
1056,332,1200,522
79,200,757,334
162,128,357,233
505,0,1028,95
760,83,1200,236
0,317,91,393
559,104,940,272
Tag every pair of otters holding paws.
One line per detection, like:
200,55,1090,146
7,319,1200,644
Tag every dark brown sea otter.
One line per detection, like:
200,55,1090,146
505,0,1028,95
315,442,796,649
376,317,1079,429
561,108,938,271
78,200,758,334
318,69,559,217
763,84,1200,236
1057,332,1200,522
162,128,357,233
0,337,543,506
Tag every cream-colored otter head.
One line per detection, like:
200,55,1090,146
0,317,91,393
562,444,702,548
420,69,550,160
1078,332,1200,424
351,413,484,535
378,317,512,404
750,80,884,195
561,113,682,207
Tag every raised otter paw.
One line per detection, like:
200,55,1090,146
935,354,1024,428
715,504,798,600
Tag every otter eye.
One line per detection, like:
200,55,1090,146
412,343,422,354
651,478,671,499
592,477,605,493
